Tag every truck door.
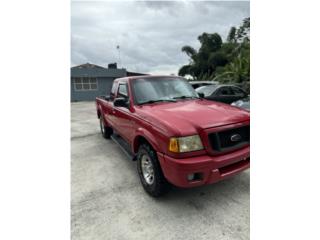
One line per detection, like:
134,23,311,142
103,82,118,127
112,83,133,142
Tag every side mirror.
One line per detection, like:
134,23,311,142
198,92,205,98
114,97,129,108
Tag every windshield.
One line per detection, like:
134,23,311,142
132,77,199,105
196,85,219,97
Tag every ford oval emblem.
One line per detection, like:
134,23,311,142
230,134,242,142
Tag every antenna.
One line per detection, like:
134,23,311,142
116,45,121,68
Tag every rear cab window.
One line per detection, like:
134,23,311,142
110,82,118,101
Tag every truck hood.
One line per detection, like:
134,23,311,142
135,99,250,136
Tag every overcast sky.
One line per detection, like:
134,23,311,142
71,1,249,74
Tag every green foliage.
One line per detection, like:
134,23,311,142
178,17,250,89
227,27,237,43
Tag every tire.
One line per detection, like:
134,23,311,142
99,115,112,139
137,143,170,197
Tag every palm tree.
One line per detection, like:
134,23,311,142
178,17,250,83
181,46,197,59
214,53,250,84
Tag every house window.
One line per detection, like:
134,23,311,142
73,77,98,91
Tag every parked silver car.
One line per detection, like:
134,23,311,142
196,84,248,104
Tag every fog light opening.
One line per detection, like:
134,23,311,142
187,174,195,181
187,172,203,182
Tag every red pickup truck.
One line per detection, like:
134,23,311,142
96,75,250,197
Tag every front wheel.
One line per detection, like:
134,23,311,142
99,115,112,139
137,143,170,197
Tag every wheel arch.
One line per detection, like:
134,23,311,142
132,131,160,156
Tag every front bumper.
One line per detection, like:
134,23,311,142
157,146,250,188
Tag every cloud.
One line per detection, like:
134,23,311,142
71,1,249,74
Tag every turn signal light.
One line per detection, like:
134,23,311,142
169,138,179,153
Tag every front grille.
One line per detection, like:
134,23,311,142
208,125,250,152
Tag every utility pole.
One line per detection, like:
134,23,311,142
116,45,121,68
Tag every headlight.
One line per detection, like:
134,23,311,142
169,135,204,153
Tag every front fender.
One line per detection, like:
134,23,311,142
132,127,162,154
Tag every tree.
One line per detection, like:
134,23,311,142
181,46,197,59
214,53,249,83
178,33,224,79
227,27,237,43
178,17,250,88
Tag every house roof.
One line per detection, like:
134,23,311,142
71,62,126,78
71,63,106,69
126,71,148,76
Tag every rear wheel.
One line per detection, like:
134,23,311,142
99,115,112,139
137,143,170,197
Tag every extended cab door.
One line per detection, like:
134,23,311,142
112,82,134,142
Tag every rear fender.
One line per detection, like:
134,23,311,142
96,102,110,127
96,101,103,118
97,106,102,119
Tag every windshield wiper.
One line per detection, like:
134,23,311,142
138,99,177,105
173,95,199,100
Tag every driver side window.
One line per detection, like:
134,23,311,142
117,84,128,98
115,83,130,109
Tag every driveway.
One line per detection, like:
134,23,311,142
71,101,250,240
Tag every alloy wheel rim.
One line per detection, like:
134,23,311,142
141,154,154,185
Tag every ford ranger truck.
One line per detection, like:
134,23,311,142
96,76,250,197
